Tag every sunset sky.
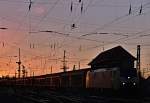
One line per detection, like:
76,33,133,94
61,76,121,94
0,0,150,77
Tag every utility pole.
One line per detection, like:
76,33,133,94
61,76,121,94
61,50,68,72
73,65,76,71
25,71,28,77
16,48,21,78
102,41,104,51
32,72,34,77
15,72,17,85
15,72,17,79
50,66,52,86
78,61,80,70
22,65,26,78
136,45,141,85
50,66,53,74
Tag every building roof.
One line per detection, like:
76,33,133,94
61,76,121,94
88,46,136,65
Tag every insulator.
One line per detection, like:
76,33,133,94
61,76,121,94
129,4,132,15
71,2,73,12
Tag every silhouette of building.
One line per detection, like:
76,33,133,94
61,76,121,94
88,46,137,78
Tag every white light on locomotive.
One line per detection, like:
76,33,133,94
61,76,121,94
133,82,136,85
128,76,130,79
122,82,125,85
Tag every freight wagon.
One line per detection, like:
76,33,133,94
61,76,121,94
0,67,138,91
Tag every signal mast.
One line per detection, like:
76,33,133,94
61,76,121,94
61,50,68,72
16,48,21,78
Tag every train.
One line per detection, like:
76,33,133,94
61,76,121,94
0,67,138,90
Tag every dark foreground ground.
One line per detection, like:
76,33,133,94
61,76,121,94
0,87,150,103
0,87,18,103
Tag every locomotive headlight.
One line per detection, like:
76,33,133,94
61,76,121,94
128,76,130,79
122,82,125,85
133,82,136,85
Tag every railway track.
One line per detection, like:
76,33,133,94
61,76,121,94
13,89,82,103
37,90,82,103
47,91,142,103
9,88,150,103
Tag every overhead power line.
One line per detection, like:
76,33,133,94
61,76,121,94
80,1,150,37
37,30,103,43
